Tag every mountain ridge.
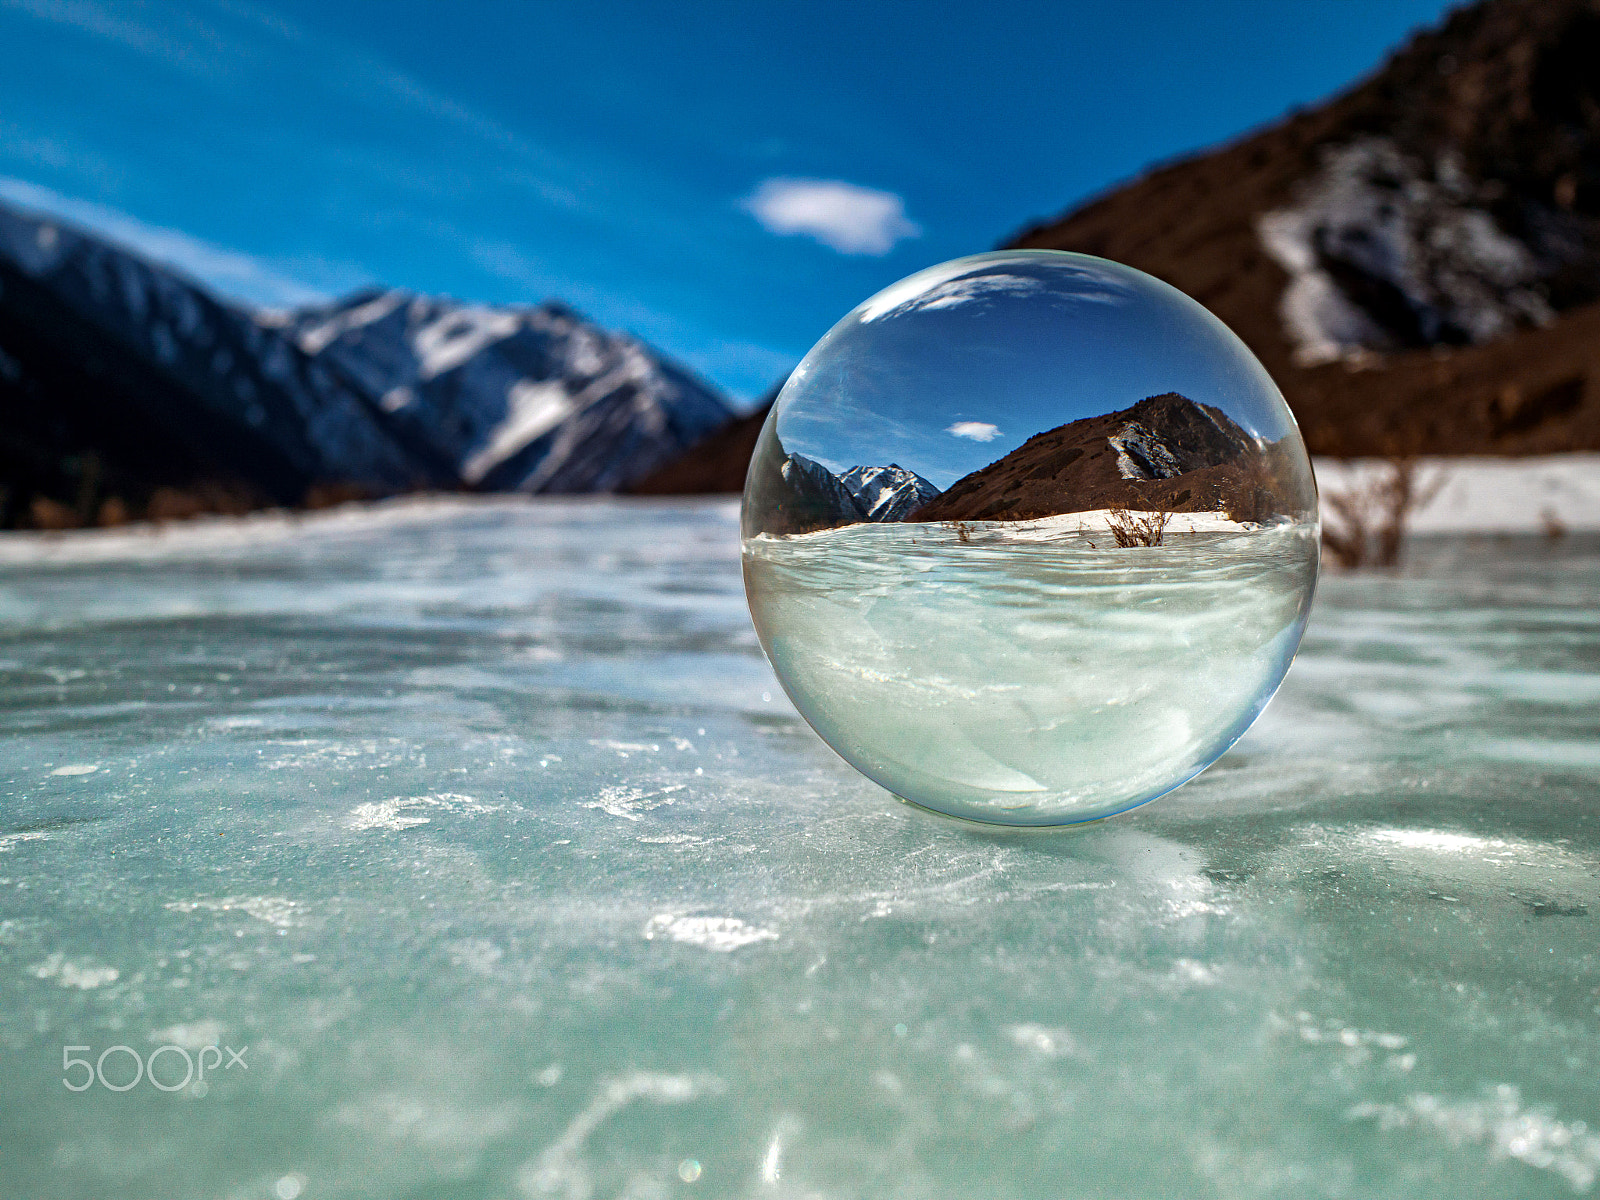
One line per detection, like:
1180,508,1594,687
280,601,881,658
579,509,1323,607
637,0,1600,493
0,199,733,527
908,392,1293,524
1006,0,1600,458
838,463,940,521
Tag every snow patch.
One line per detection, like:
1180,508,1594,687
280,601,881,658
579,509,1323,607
31,952,118,989
582,784,684,821
1315,455,1600,533
461,379,574,485
412,306,522,381
1259,138,1555,364
1349,1085,1600,1191
166,895,301,927
837,464,940,521
347,793,501,832
643,914,778,951
1108,420,1184,480
294,290,405,356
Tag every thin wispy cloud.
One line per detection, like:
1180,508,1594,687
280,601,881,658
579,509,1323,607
743,178,920,256
0,176,335,307
7,0,591,213
0,0,814,396
947,421,1001,442
858,259,1136,323
3,0,246,80
856,259,981,322
918,274,1043,312
861,271,1045,322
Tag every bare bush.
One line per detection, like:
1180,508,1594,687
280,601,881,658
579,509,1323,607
946,519,974,544
1321,458,1446,569
1540,506,1567,541
1107,507,1173,548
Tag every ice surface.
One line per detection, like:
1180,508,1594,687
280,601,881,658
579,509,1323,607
746,519,1318,824
0,498,1596,1198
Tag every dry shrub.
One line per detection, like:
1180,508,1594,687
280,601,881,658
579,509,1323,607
1107,507,1172,547
96,496,131,527
28,496,82,531
1321,458,1446,569
146,481,263,523
1540,506,1567,540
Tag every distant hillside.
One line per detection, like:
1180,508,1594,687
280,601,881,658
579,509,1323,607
0,199,731,528
910,393,1298,525
643,0,1600,492
628,402,769,496
1008,0,1600,457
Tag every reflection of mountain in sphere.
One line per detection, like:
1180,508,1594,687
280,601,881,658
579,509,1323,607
742,250,1320,826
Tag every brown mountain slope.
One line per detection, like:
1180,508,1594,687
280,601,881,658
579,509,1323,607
910,393,1301,524
1007,0,1600,456
625,404,767,495
635,0,1600,493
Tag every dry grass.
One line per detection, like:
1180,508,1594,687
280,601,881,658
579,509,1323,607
946,519,975,544
1321,458,1447,569
1107,507,1173,547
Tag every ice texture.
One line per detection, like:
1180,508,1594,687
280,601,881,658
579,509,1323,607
745,518,1318,824
0,499,1596,1199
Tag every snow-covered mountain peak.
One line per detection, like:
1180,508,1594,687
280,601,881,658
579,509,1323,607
839,464,941,521
0,195,737,517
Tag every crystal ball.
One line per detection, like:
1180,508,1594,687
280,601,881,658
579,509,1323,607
741,251,1319,826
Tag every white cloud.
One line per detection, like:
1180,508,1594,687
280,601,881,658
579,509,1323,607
916,274,1044,312
0,176,332,308
743,178,920,256
947,421,1001,442
856,258,983,322
862,272,1048,322
858,257,1135,323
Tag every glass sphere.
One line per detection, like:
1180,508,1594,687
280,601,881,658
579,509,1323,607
741,250,1320,827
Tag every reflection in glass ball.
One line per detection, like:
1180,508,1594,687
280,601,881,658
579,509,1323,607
742,251,1319,827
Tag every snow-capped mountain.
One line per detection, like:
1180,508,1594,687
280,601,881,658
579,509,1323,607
0,197,733,523
757,452,944,532
780,452,866,522
838,464,941,521
275,290,732,493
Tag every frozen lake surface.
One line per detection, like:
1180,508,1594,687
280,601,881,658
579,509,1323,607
747,519,1317,824
0,497,1596,1199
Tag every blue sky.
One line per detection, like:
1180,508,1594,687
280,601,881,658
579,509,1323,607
0,0,1460,403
